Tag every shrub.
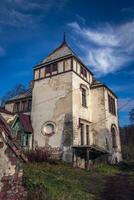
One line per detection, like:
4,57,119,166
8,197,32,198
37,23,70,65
25,147,62,163
25,148,51,163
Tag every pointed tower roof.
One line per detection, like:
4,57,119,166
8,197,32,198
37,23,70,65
35,34,94,75
40,33,75,64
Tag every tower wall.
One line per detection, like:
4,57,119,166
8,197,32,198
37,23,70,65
31,72,73,161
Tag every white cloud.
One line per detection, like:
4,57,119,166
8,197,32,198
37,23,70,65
68,21,134,76
0,0,67,27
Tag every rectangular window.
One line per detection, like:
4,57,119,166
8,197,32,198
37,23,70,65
108,94,116,115
28,100,32,111
25,134,29,147
45,65,51,75
14,102,20,113
86,125,89,145
52,63,58,73
40,67,45,78
80,66,87,78
82,88,87,107
22,101,28,112
80,123,84,145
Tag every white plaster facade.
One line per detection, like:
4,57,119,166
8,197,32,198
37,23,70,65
5,38,122,164
31,37,122,164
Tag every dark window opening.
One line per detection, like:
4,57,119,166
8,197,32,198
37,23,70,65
82,88,87,107
111,126,117,148
28,100,32,111
108,94,116,115
80,123,84,145
80,66,87,78
14,102,20,113
45,65,51,74
25,134,29,147
45,63,58,76
86,125,89,145
22,101,28,112
52,63,58,72
105,138,109,150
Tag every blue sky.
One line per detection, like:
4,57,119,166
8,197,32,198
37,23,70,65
0,0,134,126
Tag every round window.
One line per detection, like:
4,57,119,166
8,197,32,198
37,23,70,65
42,122,55,136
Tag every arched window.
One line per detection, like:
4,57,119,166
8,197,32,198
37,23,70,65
111,125,117,148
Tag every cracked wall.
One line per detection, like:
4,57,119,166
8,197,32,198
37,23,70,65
31,70,73,162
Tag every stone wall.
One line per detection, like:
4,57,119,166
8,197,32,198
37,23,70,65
0,132,27,200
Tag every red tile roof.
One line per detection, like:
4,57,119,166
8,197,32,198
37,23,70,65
18,113,33,133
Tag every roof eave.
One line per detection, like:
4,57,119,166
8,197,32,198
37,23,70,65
33,54,73,69
91,84,118,98
6,95,32,104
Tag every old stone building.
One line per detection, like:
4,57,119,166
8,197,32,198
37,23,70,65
5,36,122,167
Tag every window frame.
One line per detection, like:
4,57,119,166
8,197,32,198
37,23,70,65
80,66,87,78
108,94,116,116
86,125,89,145
111,125,117,148
81,87,87,107
80,123,84,145
14,102,20,113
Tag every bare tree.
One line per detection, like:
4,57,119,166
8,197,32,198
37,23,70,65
0,84,27,106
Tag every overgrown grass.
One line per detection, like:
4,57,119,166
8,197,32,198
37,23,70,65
94,163,120,175
23,162,120,200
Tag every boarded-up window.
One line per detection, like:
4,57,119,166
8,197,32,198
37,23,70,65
108,94,116,115
34,69,40,80
81,88,87,107
80,123,84,145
